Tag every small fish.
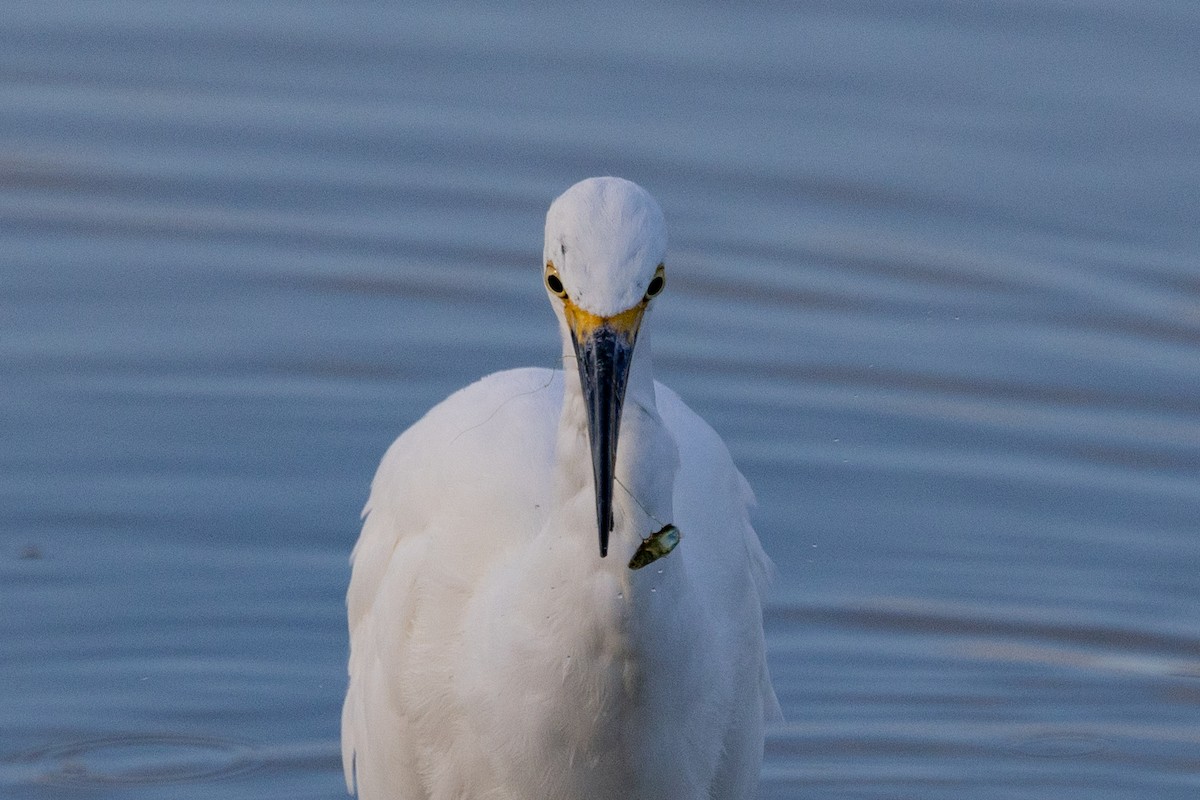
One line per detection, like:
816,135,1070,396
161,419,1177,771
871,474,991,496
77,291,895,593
628,524,681,570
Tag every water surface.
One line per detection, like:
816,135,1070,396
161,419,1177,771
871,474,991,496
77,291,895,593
2,2,1198,798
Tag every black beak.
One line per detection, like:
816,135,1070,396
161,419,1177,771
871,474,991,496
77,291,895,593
571,321,638,557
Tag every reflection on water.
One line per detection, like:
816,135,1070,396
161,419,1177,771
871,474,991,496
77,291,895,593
2,2,1198,798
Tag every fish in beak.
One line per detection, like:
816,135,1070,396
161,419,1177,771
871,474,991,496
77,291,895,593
565,301,645,557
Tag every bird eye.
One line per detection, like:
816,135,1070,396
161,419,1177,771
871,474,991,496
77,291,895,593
545,264,568,298
644,265,666,299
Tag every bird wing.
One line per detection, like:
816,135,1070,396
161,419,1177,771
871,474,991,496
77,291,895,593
654,382,782,791
341,368,562,798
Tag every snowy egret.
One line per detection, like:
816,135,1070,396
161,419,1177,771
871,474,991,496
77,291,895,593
342,177,779,799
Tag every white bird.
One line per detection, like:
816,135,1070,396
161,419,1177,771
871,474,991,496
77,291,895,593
342,177,780,800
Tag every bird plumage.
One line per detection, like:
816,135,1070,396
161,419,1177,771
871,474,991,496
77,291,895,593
343,178,778,800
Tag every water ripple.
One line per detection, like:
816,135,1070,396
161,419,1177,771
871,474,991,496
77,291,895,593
773,597,1200,661
8,733,261,787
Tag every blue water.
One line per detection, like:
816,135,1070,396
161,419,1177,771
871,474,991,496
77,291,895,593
2,2,1198,797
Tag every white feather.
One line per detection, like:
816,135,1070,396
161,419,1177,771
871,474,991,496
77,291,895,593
343,178,778,799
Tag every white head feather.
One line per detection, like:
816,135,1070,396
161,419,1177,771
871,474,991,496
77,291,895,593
543,177,667,317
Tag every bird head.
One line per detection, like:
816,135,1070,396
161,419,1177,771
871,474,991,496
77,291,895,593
543,177,668,558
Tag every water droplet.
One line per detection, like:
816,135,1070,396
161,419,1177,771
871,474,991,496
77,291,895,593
616,593,623,599
650,588,657,593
